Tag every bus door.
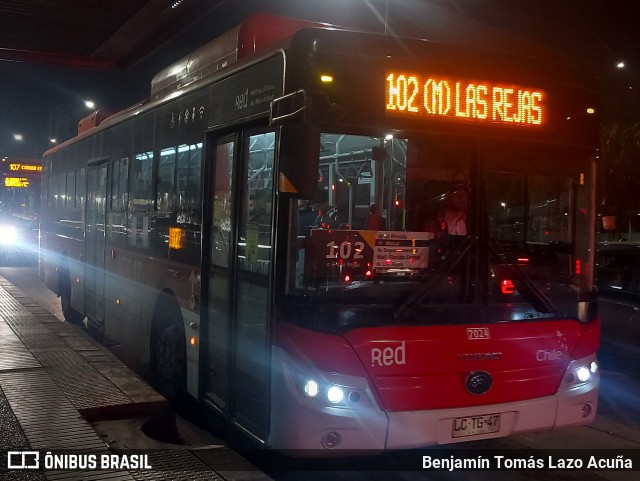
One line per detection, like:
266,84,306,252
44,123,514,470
203,130,274,440
85,161,108,326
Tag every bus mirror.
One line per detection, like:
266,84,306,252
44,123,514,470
278,125,320,199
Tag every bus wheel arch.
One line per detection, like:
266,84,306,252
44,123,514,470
150,290,187,401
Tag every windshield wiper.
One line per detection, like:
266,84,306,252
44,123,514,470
488,240,556,314
394,236,476,321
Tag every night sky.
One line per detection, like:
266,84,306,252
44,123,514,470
1,0,638,159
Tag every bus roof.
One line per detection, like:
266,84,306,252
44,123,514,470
149,14,336,101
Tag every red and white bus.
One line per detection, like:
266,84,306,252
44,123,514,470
40,14,600,452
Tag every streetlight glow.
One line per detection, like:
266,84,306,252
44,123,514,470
13,133,23,141
617,61,625,69
85,100,96,109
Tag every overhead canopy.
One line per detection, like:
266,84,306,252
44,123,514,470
0,0,224,70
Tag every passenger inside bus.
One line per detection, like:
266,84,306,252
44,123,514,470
297,199,318,236
435,184,468,235
365,203,385,230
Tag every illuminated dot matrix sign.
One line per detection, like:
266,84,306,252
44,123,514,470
385,71,544,126
5,177,29,188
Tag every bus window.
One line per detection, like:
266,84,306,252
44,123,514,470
108,157,129,245
157,146,176,213
292,132,472,295
75,168,86,210
597,252,636,291
65,171,75,209
211,141,234,268
176,143,202,225
486,172,573,244
241,131,275,274
129,151,154,248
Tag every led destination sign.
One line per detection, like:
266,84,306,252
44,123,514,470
9,163,42,173
5,177,30,188
385,71,544,126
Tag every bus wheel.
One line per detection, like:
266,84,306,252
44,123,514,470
153,311,186,401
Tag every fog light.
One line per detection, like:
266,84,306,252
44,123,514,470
581,403,592,418
327,386,344,403
321,431,342,449
577,366,590,383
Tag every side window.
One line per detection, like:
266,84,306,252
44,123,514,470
597,253,636,292
158,147,176,213
53,174,66,210
65,171,75,208
240,131,275,274
176,143,202,225
129,151,154,248
108,157,129,245
75,168,86,210
211,140,235,268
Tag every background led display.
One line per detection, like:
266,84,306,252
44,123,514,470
5,177,30,188
385,71,545,127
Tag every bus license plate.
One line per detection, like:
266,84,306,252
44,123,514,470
452,413,501,438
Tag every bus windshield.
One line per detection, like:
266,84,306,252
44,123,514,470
288,132,589,325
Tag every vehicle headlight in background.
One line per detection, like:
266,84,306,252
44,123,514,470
0,226,18,245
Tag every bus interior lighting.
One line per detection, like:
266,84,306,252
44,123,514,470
320,74,334,83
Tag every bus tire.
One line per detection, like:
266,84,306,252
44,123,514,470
152,296,187,401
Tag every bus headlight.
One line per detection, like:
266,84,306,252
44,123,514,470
576,366,590,383
559,355,599,391
327,385,344,404
0,225,18,245
280,349,376,410
304,379,319,397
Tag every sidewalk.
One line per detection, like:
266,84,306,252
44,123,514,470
0,268,272,481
